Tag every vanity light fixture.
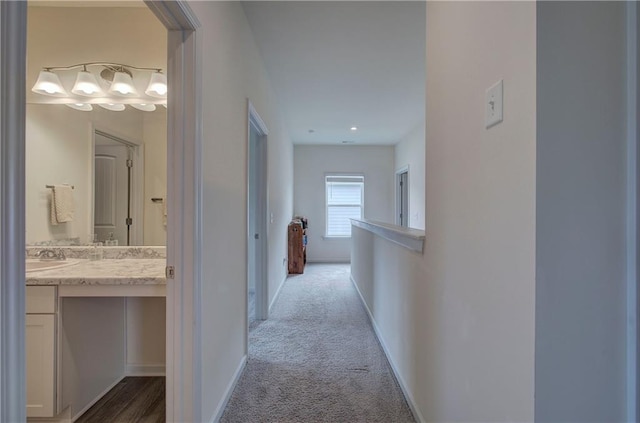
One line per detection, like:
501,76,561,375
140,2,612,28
98,103,126,112
130,103,156,112
145,71,167,98
65,103,93,111
108,70,138,96
32,70,68,97
71,66,103,96
30,62,167,111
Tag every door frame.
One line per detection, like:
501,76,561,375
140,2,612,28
395,165,409,227
0,1,203,422
91,127,145,246
626,2,639,421
144,2,202,422
0,2,28,421
247,100,269,329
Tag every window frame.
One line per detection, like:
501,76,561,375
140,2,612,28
325,174,365,238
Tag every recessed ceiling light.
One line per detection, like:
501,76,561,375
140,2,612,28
308,129,315,133
350,126,358,131
341,140,355,144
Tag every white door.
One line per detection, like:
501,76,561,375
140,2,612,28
94,136,131,245
25,314,55,418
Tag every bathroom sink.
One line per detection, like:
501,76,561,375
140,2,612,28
26,259,78,273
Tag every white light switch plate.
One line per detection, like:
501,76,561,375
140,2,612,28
485,79,503,129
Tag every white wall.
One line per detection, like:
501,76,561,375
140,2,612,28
294,145,394,262
186,2,294,420
394,121,425,230
143,110,167,246
424,3,536,419
535,3,627,421
352,3,537,422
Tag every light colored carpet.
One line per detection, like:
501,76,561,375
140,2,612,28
220,263,416,423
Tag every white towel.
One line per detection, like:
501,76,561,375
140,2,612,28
50,185,74,225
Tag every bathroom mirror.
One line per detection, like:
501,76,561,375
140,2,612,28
25,104,167,246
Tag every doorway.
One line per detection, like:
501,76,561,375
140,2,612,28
396,166,409,227
93,130,143,246
247,101,269,326
0,1,201,422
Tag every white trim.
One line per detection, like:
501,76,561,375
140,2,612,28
144,2,202,422
0,2,27,422
248,102,269,135
125,364,166,377
28,405,71,423
351,219,425,253
208,355,247,423
269,275,288,313
350,275,425,423
627,2,639,421
71,375,126,422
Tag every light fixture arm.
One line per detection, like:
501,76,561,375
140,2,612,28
42,62,163,73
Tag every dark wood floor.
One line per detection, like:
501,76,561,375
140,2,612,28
75,377,165,423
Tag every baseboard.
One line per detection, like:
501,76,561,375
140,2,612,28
28,405,71,423
269,275,287,313
71,374,126,422
350,275,426,423
209,355,247,423
307,259,351,264
125,363,166,376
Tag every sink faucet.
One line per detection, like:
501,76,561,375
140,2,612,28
35,249,66,261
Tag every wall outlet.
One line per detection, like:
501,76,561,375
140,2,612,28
485,79,503,129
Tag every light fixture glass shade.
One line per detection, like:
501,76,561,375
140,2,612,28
71,71,103,96
98,103,126,111
130,103,157,112
65,103,93,111
32,70,68,97
108,72,138,96
145,72,167,98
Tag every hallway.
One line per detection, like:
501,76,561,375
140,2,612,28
220,264,415,422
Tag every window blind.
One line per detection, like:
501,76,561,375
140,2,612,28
326,176,364,237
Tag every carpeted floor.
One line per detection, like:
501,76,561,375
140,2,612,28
220,263,416,423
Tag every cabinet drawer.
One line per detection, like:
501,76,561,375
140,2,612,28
26,286,57,314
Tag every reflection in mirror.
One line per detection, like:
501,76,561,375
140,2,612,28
25,105,167,246
93,131,139,246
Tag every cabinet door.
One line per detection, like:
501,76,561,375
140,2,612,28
26,314,56,418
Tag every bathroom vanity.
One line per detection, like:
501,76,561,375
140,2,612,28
25,247,166,421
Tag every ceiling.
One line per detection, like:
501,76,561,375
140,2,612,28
242,1,425,146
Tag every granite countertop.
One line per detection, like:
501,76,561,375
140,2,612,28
26,259,166,286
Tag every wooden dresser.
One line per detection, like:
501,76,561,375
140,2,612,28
288,219,307,274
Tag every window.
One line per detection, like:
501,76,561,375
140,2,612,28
325,175,364,237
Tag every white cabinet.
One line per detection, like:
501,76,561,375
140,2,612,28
26,286,57,418
26,314,56,418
